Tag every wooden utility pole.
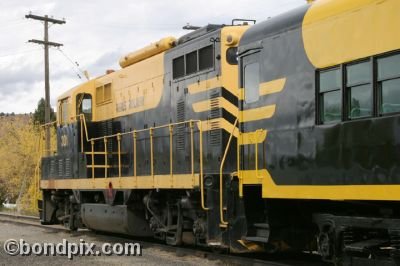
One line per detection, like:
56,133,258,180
25,14,65,156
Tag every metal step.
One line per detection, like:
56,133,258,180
243,236,268,243
344,238,389,253
244,223,270,243
253,223,269,229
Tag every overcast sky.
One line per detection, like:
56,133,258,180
0,0,306,114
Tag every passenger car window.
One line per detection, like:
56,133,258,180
378,54,400,115
346,61,372,119
319,68,342,123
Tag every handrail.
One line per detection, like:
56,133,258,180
77,114,207,206
219,118,238,227
78,113,201,143
41,114,210,212
198,120,208,211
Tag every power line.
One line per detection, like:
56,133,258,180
54,47,84,80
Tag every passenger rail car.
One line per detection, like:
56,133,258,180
39,0,400,265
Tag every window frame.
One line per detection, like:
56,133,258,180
241,51,261,105
317,66,343,125
377,52,400,116
76,93,93,121
172,43,215,81
344,59,373,120
198,44,214,72
59,97,69,125
316,50,400,125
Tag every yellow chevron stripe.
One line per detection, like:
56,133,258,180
192,97,238,117
197,118,239,138
239,105,276,122
187,76,221,94
260,78,286,96
240,129,267,145
238,78,286,100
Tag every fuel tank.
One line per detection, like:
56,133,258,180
81,204,152,236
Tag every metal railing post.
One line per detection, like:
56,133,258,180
199,121,208,211
117,133,122,178
104,137,108,178
190,120,194,181
91,140,95,179
219,118,238,227
169,125,173,187
150,128,154,186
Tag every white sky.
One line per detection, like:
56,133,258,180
0,0,306,114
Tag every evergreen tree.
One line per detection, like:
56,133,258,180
33,98,56,125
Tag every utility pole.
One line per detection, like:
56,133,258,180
25,14,65,156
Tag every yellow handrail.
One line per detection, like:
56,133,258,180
219,118,238,227
190,121,194,180
198,120,208,211
75,114,209,209
117,133,122,178
169,125,174,186
104,138,108,178
91,140,95,179
150,128,154,186
133,131,137,179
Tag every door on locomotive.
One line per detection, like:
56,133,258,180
239,51,261,172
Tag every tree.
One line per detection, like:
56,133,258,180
33,98,56,125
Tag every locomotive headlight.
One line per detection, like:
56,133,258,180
225,34,238,46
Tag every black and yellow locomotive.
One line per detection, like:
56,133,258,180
39,0,400,264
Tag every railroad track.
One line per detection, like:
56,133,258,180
0,212,326,266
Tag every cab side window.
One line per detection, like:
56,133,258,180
59,98,69,125
77,94,92,121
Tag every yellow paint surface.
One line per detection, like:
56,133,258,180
239,169,400,201
41,174,199,190
303,0,400,68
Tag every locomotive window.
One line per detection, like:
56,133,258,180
226,47,238,65
77,94,92,121
185,51,197,75
82,98,92,114
319,68,341,124
378,53,400,115
173,56,184,79
59,98,69,125
244,62,260,103
199,45,213,71
346,61,372,119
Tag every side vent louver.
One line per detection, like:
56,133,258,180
209,91,221,146
176,100,185,150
